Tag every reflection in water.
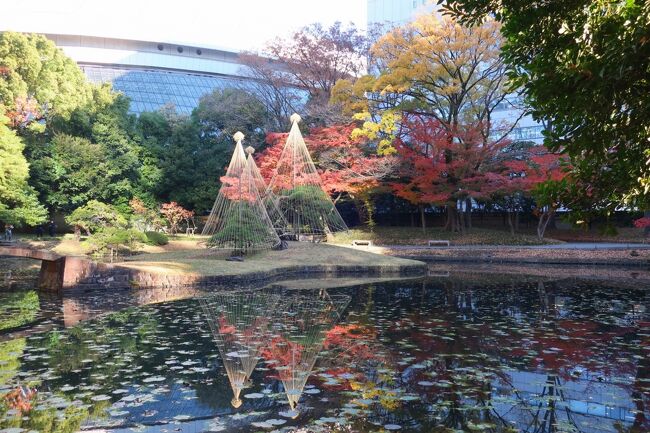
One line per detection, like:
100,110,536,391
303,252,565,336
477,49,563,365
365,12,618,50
0,270,647,432
263,291,350,416
200,289,350,416
200,291,281,408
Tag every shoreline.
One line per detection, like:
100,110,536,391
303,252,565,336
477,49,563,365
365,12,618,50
2,242,428,291
393,254,650,268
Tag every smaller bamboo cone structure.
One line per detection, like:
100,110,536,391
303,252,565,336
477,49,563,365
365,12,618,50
200,291,281,408
202,132,281,254
264,291,350,415
244,146,289,236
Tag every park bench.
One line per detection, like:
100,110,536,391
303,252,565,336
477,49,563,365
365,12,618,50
352,239,373,246
427,239,450,247
428,269,450,277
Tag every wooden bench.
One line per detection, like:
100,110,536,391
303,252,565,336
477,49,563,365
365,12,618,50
352,239,373,247
427,240,450,247
428,269,450,277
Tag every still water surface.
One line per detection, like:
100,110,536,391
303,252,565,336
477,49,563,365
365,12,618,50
0,268,648,433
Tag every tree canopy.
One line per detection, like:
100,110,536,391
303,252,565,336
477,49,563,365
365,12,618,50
441,0,650,212
0,110,47,225
332,14,512,155
0,32,92,121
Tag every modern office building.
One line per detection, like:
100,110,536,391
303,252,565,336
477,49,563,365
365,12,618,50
366,0,544,143
367,0,435,28
39,34,251,115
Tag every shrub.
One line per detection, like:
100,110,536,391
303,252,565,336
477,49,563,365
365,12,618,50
634,217,650,229
145,231,169,246
87,228,147,255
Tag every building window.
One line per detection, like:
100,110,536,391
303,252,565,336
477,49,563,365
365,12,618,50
157,44,164,51
196,49,202,55
177,46,184,53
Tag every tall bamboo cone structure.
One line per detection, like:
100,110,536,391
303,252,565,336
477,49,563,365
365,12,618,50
266,114,348,237
202,132,281,254
266,291,350,416
244,146,288,235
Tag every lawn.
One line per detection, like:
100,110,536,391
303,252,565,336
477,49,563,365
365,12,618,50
330,226,561,246
119,241,425,276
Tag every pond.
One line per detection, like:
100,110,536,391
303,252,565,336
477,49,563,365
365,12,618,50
0,263,648,433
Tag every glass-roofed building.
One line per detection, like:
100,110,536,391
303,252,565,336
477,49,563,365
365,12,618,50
40,34,251,115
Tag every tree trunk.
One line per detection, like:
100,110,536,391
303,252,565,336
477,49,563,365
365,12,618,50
363,197,376,231
457,200,465,234
515,211,520,232
507,211,515,236
537,208,556,240
410,212,415,228
445,203,457,232
465,198,472,230
419,204,426,233
444,205,452,230
355,199,366,225
74,226,81,242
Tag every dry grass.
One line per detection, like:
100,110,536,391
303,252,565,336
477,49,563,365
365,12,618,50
331,227,560,246
120,241,424,276
390,246,650,264
20,236,207,257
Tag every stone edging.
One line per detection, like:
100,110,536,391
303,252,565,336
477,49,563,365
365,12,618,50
64,259,427,292
396,255,650,268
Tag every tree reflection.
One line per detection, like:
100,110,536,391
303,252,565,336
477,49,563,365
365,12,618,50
262,290,350,416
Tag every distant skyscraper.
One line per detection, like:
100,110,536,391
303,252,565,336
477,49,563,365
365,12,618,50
367,0,435,29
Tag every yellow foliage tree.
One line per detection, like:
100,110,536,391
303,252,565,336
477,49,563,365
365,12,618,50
331,14,517,154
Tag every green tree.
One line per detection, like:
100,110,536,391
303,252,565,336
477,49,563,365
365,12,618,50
26,87,156,214
442,0,650,213
157,89,271,213
0,31,92,121
65,200,126,237
1,31,166,222
0,110,47,225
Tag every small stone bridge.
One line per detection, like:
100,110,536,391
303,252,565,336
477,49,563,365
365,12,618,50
0,244,94,291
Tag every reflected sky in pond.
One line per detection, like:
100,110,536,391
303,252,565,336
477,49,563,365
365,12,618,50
0,273,648,433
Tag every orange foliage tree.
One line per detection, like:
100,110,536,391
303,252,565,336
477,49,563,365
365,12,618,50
391,117,510,232
160,201,193,235
257,124,397,226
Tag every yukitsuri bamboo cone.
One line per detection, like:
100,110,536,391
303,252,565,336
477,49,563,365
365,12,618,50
202,131,280,253
199,291,282,408
266,114,348,238
244,146,289,235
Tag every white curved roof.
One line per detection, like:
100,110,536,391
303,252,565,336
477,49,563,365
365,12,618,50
0,0,365,52
44,34,246,78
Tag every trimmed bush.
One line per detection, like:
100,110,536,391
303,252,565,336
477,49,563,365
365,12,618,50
145,231,169,246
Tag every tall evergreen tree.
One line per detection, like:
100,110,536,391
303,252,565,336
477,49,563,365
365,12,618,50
0,110,46,225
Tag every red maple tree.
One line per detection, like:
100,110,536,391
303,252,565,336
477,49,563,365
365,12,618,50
482,147,566,235
391,117,510,231
160,202,193,235
257,123,396,225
